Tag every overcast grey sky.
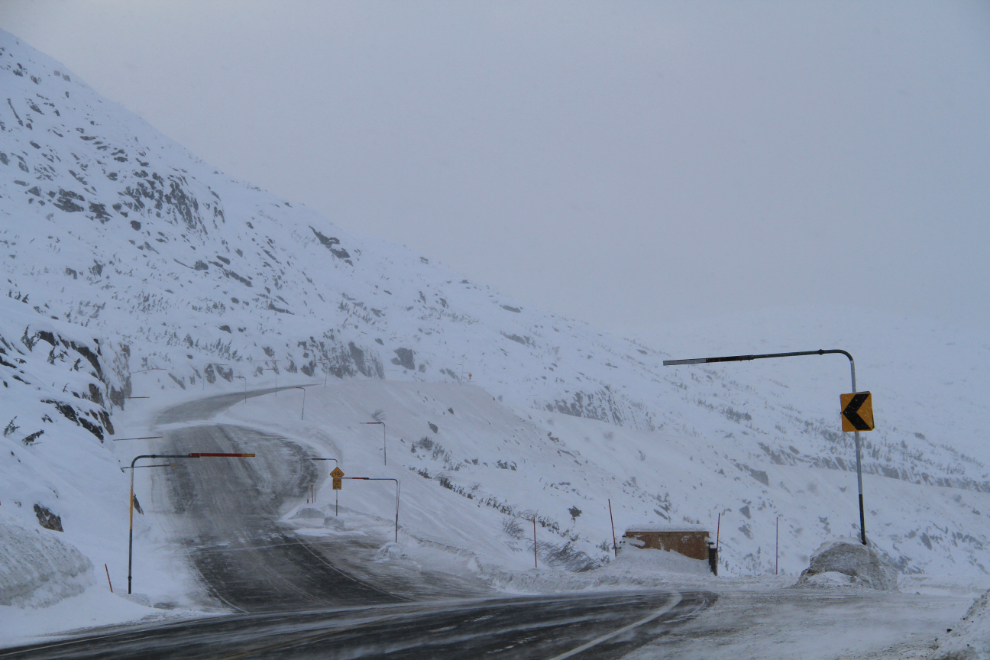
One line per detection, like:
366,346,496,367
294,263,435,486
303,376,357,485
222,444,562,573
3,1,989,336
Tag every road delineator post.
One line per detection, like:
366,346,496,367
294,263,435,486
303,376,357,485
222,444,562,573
127,452,255,594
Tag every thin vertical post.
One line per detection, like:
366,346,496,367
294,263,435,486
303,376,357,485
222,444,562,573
294,386,306,420
128,464,135,594
534,516,538,569
608,499,617,558
716,512,721,552
776,516,779,576
365,422,386,465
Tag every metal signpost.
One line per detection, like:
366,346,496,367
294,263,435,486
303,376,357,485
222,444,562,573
664,348,874,545
127,452,254,594
332,467,343,514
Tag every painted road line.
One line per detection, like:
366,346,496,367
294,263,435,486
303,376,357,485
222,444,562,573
547,592,684,660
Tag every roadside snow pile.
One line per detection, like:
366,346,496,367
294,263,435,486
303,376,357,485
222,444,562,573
614,545,712,577
932,589,990,660
0,517,94,607
797,537,898,591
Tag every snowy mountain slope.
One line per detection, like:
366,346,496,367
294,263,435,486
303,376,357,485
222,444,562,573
1,27,989,622
0,294,128,607
220,381,990,580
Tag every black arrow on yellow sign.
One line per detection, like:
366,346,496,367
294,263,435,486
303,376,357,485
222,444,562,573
840,391,874,432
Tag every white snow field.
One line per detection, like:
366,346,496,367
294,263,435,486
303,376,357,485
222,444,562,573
2,28,989,656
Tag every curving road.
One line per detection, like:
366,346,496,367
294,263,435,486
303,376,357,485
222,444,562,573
0,388,717,658
0,590,715,659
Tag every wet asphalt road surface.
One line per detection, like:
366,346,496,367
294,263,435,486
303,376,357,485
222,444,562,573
0,389,716,658
0,590,715,659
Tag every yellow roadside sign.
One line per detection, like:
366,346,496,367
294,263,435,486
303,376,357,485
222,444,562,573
840,392,874,432
332,478,342,490
331,466,344,490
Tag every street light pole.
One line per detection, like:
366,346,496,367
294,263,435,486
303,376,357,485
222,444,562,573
127,452,254,594
342,477,400,542
265,360,279,396
664,348,868,545
365,421,386,465
294,386,306,420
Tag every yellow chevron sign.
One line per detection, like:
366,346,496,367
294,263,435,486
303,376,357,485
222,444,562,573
840,392,874,432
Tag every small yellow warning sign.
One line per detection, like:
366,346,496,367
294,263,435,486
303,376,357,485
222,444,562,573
332,478,342,490
330,467,344,478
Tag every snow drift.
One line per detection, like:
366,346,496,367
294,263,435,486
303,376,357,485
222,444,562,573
797,537,898,590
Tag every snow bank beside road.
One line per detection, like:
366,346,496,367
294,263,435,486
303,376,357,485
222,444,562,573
0,517,93,607
932,589,990,660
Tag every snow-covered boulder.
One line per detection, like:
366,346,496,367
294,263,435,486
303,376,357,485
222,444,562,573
797,537,897,591
932,589,990,660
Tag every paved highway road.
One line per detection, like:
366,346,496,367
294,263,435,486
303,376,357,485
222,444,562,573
1,389,717,658
0,590,714,659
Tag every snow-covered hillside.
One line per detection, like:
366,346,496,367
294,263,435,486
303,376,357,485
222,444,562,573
2,28,989,631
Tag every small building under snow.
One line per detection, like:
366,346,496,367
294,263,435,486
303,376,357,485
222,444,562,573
621,524,717,575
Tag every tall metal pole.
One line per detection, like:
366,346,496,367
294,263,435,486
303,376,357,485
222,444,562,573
608,499,617,558
127,452,254,594
342,477,399,542
365,422,386,465
534,516,538,569
664,348,867,545
294,386,306,420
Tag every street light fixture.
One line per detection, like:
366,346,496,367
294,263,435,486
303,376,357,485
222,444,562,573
126,452,254,594
317,360,330,387
341,476,400,542
264,360,279,396
294,386,306,420
365,421,386,466
664,348,869,546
